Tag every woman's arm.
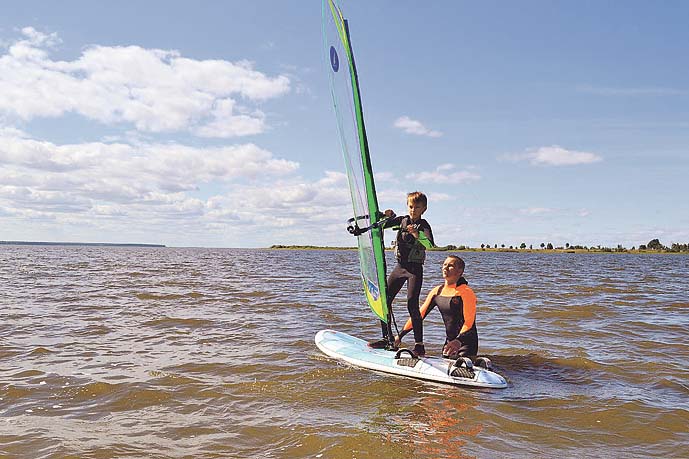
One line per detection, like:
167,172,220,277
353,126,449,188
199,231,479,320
458,288,477,335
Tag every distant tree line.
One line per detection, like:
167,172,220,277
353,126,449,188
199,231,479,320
272,239,689,253
431,238,689,253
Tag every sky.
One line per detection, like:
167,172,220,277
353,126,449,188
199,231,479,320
1,1,688,248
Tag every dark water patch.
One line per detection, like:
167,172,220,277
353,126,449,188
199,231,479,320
135,292,205,301
526,302,612,321
490,353,608,387
73,325,112,337
0,346,24,360
662,301,689,310
654,376,689,396
8,369,45,379
28,347,54,356
142,317,214,329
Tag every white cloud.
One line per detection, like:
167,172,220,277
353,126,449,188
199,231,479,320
393,116,442,137
501,145,602,166
374,171,396,183
0,129,299,217
406,163,480,184
0,129,366,246
520,207,552,216
0,27,290,137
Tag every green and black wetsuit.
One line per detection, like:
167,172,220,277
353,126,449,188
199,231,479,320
380,215,434,344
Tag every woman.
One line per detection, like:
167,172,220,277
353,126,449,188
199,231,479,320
395,255,478,358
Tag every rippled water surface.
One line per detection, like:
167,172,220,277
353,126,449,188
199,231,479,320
1,246,688,458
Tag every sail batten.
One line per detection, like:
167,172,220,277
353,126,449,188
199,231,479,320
323,0,389,322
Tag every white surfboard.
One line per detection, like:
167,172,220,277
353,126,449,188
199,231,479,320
315,329,508,389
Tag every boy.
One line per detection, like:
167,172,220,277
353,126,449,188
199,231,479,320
368,191,434,356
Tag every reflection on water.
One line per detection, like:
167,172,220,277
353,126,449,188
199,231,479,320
1,246,688,458
400,389,481,459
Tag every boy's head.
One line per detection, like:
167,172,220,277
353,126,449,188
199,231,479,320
407,191,427,220
407,191,427,207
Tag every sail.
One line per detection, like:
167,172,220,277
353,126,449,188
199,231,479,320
322,0,389,322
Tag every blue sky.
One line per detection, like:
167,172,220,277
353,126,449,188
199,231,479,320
1,1,687,248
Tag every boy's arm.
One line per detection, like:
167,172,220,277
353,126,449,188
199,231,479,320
383,214,403,230
417,222,435,248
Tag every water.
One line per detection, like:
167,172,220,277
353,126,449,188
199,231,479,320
1,246,688,458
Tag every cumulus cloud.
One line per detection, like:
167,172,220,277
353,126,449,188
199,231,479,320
0,128,299,219
0,129,364,245
203,173,352,232
393,116,442,137
501,145,602,166
0,28,360,246
406,163,480,184
520,207,552,216
0,27,290,137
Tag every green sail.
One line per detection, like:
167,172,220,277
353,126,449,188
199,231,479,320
322,0,389,322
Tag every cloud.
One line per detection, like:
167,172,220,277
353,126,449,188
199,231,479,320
501,145,602,166
520,207,552,216
374,171,396,183
518,206,591,219
393,116,442,137
406,164,480,184
0,27,290,137
0,129,299,214
0,129,365,246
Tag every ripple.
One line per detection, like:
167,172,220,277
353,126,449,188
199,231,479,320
1,246,687,458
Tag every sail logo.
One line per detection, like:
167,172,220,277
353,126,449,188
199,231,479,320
365,277,380,301
330,46,339,72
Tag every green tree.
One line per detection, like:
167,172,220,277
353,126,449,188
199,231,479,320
520,242,527,249
647,239,663,250
547,242,553,250
540,243,545,249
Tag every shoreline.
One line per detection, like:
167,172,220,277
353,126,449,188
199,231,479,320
0,241,165,248
268,245,688,254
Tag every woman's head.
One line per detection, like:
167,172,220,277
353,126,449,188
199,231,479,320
442,255,465,282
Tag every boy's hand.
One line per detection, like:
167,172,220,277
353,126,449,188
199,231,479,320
384,209,396,218
407,225,419,238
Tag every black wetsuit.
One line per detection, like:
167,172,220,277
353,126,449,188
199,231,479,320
399,277,479,358
380,215,434,344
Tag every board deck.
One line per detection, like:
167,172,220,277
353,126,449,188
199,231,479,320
315,329,507,389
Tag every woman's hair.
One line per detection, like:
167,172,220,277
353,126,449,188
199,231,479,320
446,255,465,271
407,191,427,207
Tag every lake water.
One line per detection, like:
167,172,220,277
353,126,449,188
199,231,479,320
1,246,688,458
